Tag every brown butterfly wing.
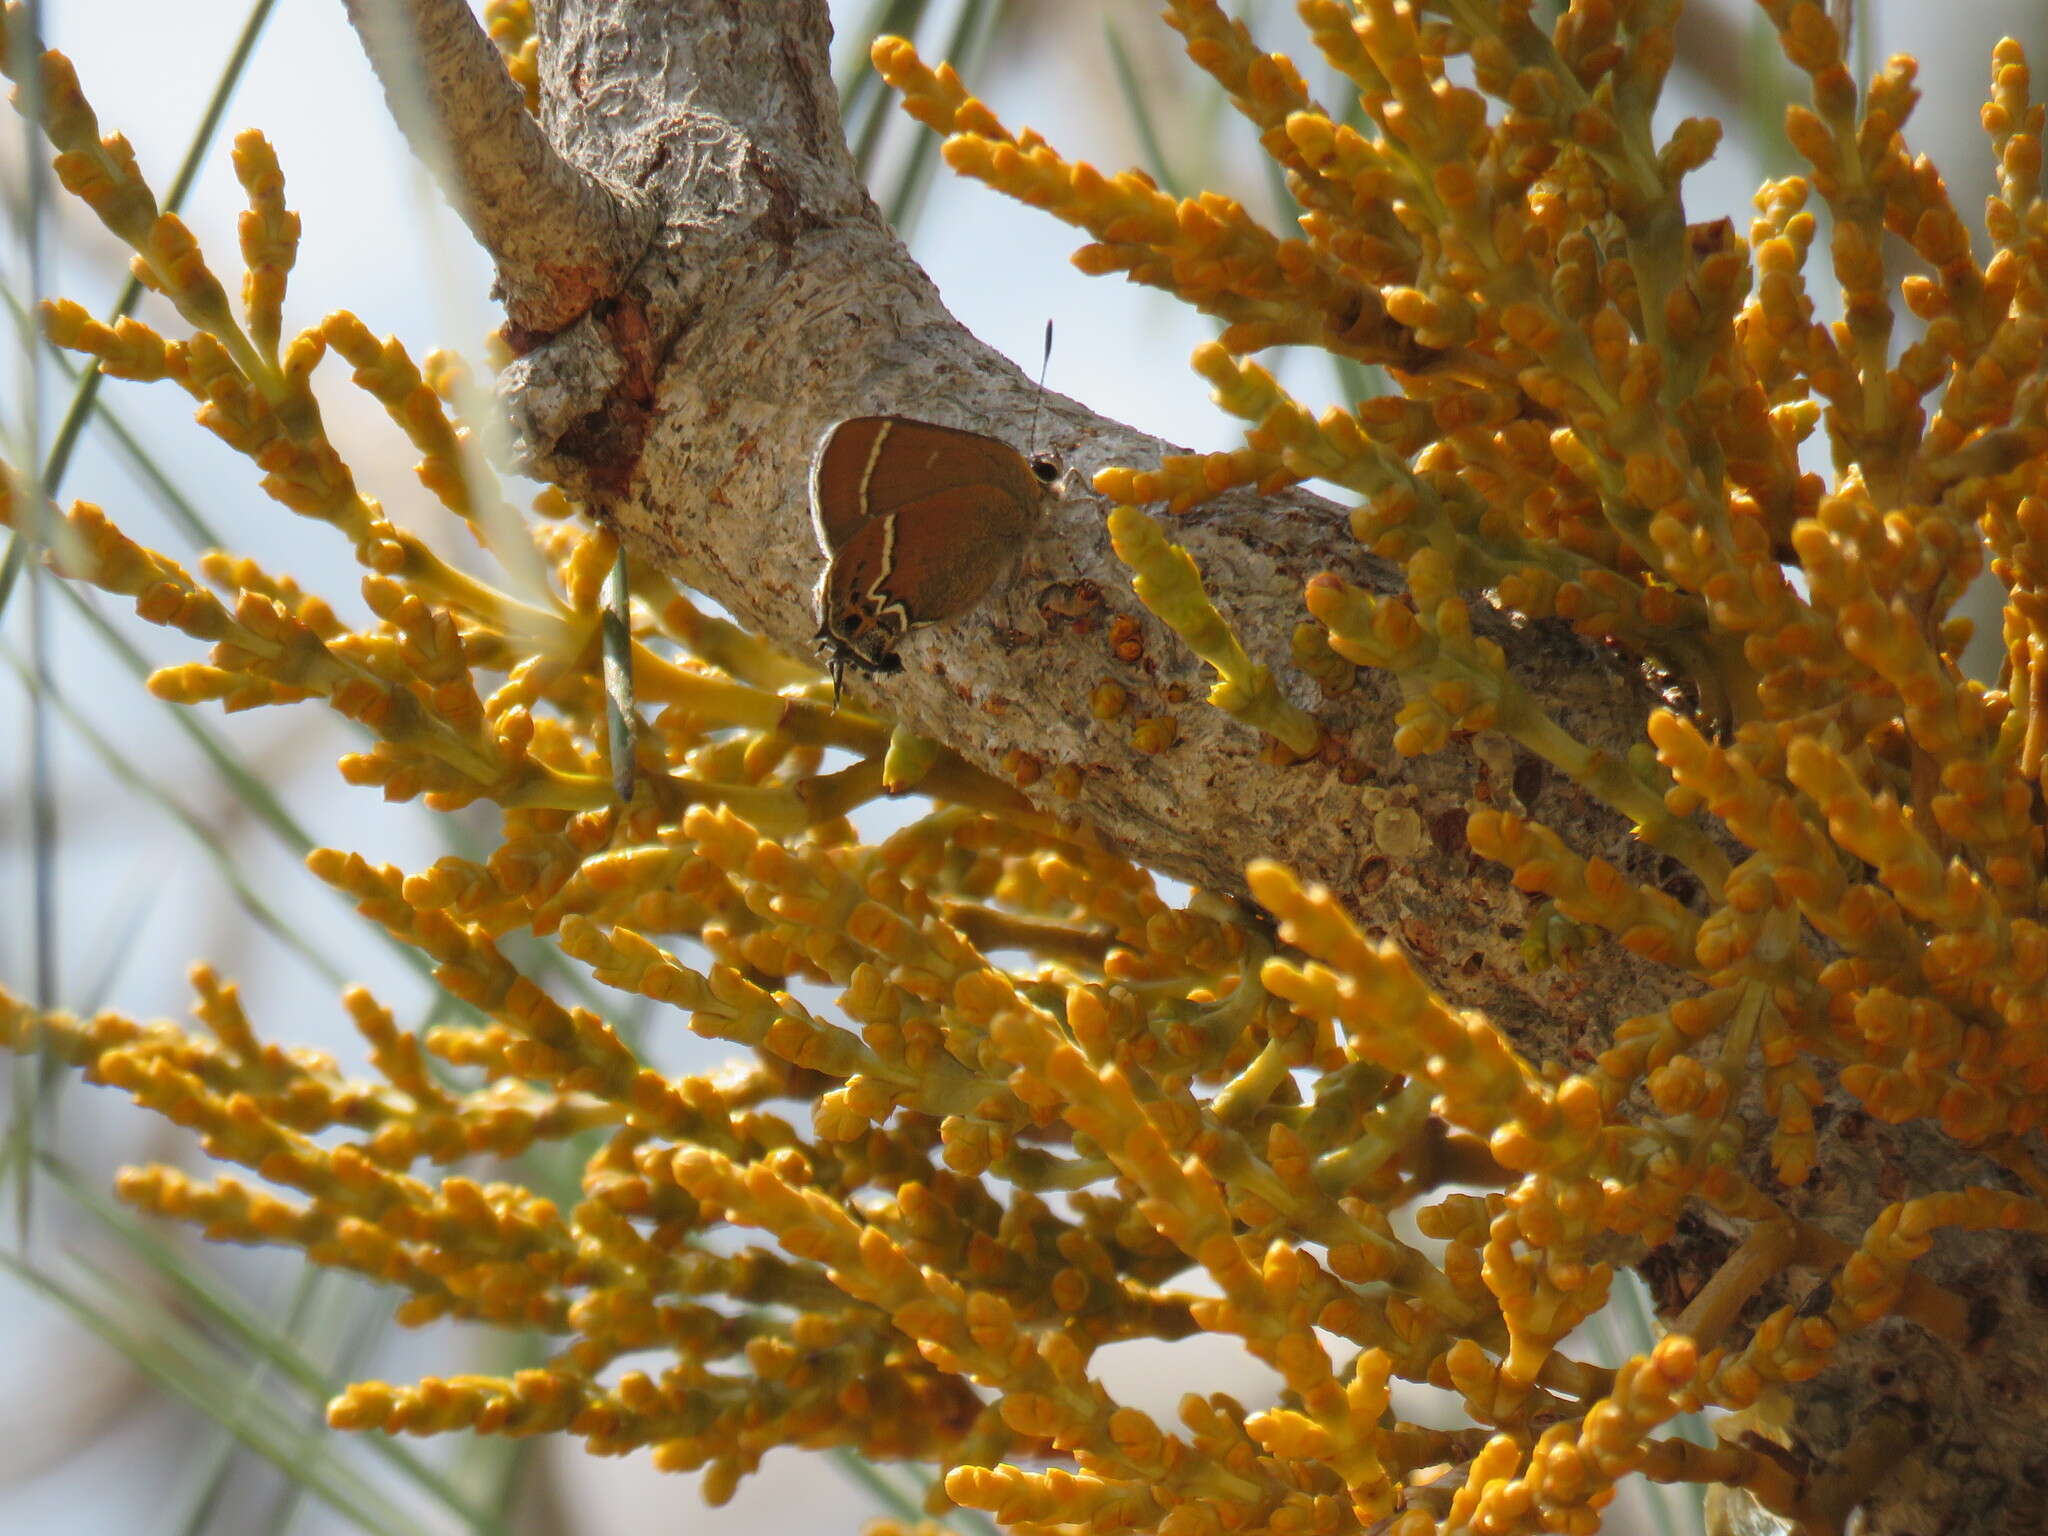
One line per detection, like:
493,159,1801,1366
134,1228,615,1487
809,417,1039,552
867,483,1043,623
815,515,903,643
810,417,891,551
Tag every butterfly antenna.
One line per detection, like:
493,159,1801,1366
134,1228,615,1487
1025,319,1054,458
602,541,638,802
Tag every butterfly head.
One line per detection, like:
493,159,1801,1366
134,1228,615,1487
816,598,907,707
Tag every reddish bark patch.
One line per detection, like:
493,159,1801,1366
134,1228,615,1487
554,295,661,497
1398,916,1441,961
1427,807,1468,859
498,256,629,352
500,319,544,357
1037,579,1104,633
748,148,806,247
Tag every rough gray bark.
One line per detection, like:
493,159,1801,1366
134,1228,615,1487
342,0,652,333
351,3,2046,1533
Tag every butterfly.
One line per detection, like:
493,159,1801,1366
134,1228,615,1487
808,415,1061,701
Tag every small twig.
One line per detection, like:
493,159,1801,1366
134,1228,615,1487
1672,1218,1799,1351
602,543,637,802
1792,1221,1970,1346
1639,1434,1807,1524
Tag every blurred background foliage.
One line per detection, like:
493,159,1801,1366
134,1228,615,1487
0,1,2040,1532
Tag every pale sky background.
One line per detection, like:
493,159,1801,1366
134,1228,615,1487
1,1,2041,1532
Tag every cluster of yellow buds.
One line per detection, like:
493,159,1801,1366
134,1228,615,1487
8,1,2048,1533
870,0,2048,1530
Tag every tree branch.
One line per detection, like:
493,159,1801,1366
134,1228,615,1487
341,0,651,333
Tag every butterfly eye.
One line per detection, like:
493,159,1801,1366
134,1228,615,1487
1030,454,1061,487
